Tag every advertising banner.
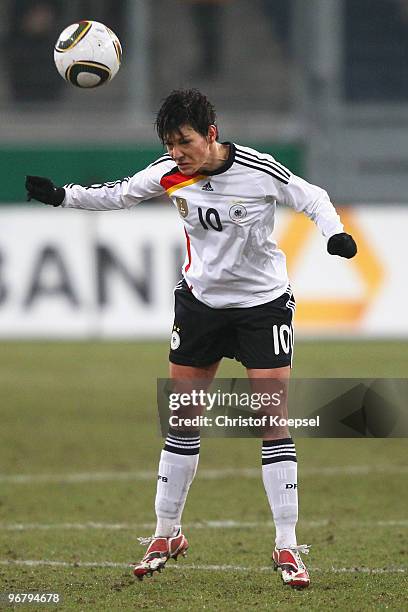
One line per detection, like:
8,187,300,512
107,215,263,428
0,205,406,338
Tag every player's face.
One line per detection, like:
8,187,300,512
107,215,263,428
164,125,216,176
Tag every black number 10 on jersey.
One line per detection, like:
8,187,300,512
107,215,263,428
198,207,223,232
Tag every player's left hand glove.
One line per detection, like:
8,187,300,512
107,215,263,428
327,232,357,259
25,175,65,207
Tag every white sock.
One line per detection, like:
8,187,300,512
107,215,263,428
262,439,298,549
154,432,200,537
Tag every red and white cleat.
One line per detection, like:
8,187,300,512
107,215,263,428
273,544,310,589
132,530,188,580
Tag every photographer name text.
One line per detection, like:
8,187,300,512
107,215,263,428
168,415,320,429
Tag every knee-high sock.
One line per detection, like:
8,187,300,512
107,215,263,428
154,430,200,537
261,438,298,549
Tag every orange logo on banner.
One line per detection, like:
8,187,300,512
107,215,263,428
279,209,384,328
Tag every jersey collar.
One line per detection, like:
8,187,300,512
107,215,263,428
201,142,235,176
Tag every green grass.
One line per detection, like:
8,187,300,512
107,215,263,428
0,341,407,610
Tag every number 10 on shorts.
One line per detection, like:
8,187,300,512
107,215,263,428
272,324,293,356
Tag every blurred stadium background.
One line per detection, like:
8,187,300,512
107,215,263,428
0,1,407,609
0,0,407,339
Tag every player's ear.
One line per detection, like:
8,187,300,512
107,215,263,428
207,124,218,143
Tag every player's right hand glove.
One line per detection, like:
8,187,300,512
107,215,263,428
327,232,357,259
25,176,65,207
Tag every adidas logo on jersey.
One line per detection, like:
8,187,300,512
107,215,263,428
202,181,214,191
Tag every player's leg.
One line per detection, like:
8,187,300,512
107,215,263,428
154,361,219,539
133,361,219,580
247,368,309,588
236,290,309,588
246,366,299,549
133,280,226,579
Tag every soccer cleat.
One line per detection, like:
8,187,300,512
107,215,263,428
272,544,310,589
132,529,188,580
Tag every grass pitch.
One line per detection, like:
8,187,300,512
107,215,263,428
0,341,407,610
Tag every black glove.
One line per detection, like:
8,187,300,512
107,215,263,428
327,232,357,259
25,176,65,207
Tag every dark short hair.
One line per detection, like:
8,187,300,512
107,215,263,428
155,89,217,143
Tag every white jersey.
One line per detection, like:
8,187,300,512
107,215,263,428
62,143,343,308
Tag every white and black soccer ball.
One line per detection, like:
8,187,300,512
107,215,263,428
54,20,122,88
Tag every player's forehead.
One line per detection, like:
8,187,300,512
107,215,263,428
163,124,201,145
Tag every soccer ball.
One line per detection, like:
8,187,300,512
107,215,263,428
54,20,122,88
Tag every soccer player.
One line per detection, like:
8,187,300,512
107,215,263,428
25,88,357,589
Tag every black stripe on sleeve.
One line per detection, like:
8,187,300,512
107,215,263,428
83,177,131,190
234,159,290,184
235,147,291,179
150,155,172,168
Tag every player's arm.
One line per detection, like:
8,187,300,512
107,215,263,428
25,158,172,211
277,172,357,259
